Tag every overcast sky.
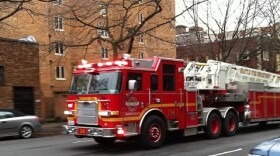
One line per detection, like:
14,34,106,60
175,0,275,32
175,0,245,31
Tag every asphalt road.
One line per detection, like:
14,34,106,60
0,123,279,156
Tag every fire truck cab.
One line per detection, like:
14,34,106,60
64,55,189,148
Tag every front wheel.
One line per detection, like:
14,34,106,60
139,115,166,149
20,125,33,139
204,112,221,139
93,137,115,145
222,111,238,136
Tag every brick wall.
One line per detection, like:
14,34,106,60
176,37,264,69
0,38,41,117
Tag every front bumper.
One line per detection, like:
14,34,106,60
64,125,116,137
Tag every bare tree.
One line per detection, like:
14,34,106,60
257,0,280,72
0,0,54,22
0,0,205,60
179,0,271,65
46,0,205,59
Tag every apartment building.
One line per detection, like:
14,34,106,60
0,0,176,120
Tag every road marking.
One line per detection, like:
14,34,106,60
73,140,93,144
209,148,242,156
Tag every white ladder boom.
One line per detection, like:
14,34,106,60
184,60,280,90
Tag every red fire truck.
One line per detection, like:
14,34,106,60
64,55,280,149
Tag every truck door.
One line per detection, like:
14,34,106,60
124,72,147,118
160,63,185,129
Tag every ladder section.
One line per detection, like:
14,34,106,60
184,60,280,90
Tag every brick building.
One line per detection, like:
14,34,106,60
176,24,280,73
0,0,176,120
0,37,41,116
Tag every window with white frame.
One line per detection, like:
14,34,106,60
100,29,109,38
55,41,64,55
138,13,143,25
101,47,108,59
0,66,4,83
276,54,280,71
54,16,63,31
139,52,144,59
139,34,144,43
263,51,269,61
53,0,63,6
100,5,107,16
56,66,65,80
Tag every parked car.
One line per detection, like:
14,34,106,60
0,109,41,139
249,136,280,156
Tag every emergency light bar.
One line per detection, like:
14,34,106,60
97,61,128,67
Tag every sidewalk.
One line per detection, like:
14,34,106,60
34,122,66,137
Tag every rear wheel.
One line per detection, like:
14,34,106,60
222,111,238,136
93,137,115,145
20,125,33,139
140,115,166,149
75,135,84,138
259,121,267,127
204,112,221,139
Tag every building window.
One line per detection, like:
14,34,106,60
100,30,109,38
138,13,143,25
139,34,144,43
0,66,4,83
238,51,250,60
54,16,63,31
263,51,269,61
276,54,280,71
56,66,65,80
53,0,63,6
100,5,107,16
139,52,144,59
101,47,108,59
55,41,64,55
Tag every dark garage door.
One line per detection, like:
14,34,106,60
13,87,34,115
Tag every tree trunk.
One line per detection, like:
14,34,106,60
112,44,118,59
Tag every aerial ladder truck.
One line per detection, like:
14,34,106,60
64,56,280,149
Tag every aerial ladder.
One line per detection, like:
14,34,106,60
184,60,280,90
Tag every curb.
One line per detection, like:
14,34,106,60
34,122,65,137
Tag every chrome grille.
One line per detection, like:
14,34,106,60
77,101,98,125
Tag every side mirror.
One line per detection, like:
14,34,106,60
128,80,137,91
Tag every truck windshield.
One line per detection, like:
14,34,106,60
70,72,122,94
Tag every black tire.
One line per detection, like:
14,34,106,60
204,112,221,139
19,125,33,139
139,115,166,149
259,121,267,127
93,137,115,145
222,111,238,136
75,135,84,138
